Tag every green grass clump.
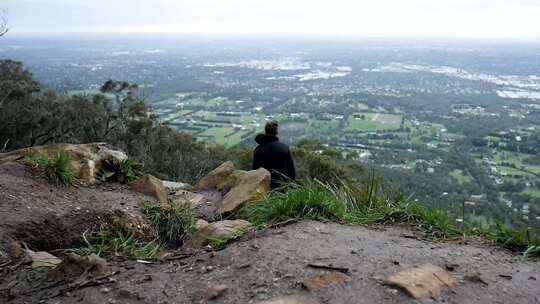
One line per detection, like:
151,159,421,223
481,224,540,258
27,151,77,186
72,227,160,259
98,158,144,183
239,177,540,258
238,181,346,226
143,201,196,246
239,176,459,239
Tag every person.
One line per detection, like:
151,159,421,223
253,121,295,189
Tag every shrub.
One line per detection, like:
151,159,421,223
28,151,77,186
143,201,196,247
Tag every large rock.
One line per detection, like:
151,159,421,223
0,143,127,184
195,161,237,192
195,162,270,214
129,174,168,203
184,219,251,248
218,168,270,213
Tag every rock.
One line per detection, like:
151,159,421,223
162,180,193,192
194,161,270,214
195,161,237,191
302,271,351,292
218,168,271,213
8,240,22,258
0,143,127,184
129,174,168,203
205,284,228,300
110,209,153,240
385,263,458,299
51,253,111,278
258,296,320,304
184,219,251,248
27,250,62,268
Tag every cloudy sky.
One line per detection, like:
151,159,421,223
3,0,540,39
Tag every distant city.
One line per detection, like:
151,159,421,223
2,35,540,229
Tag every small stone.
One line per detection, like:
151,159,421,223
205,284,227,300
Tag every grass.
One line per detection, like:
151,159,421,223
27,151,77,186
98,158,144,183
143,201,196,247
238,177,540,258
71,227,161,259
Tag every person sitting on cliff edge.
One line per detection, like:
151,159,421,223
252,121,296,189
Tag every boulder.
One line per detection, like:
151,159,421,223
195,161,237,192
195,162,270,214
218,168,270,213
184,219,251,248
129,174,168,203
0,143,127,184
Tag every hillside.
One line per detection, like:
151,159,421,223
1,144,539,304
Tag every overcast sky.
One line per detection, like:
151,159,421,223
3,0,540,39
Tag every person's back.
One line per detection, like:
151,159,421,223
252,121,295,189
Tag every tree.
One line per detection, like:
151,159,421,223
0,11,8,37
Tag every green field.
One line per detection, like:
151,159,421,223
522,188,540,198
345,113,402,131
449,169,473,184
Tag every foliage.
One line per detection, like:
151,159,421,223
98,158,144,183
143,201,196,246
71,227,160,259
480,224,540,258
292,139,357,184
27,151,77,186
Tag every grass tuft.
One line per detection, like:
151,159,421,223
239,178,540,258
98,158,144,183
27,151,77,186
143,201,196,247
71,226,160,259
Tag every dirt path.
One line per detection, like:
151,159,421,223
3,221,539,304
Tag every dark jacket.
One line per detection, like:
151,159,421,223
253,134,296,189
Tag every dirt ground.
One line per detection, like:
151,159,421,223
0,161,154,251
2,220,539,304
1,161,540,304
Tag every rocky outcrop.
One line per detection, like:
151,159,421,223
129,174,168,204
194,161,270,214
184,219,252,248
0,143,127,184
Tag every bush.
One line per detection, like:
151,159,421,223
28,151,77,186
143,201,196,246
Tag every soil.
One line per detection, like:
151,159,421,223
1,161,540,304
0,161,154,251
